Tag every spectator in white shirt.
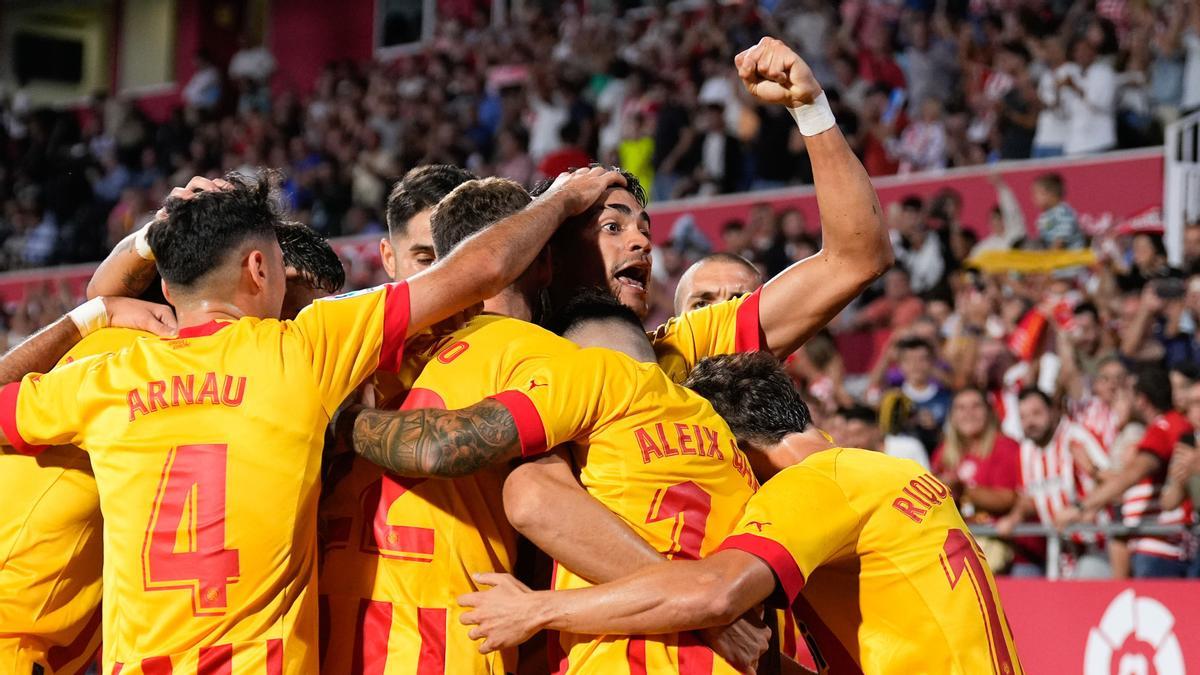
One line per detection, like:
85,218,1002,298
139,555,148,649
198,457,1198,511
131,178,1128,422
1062,39,1118,155
893,98,948,174
1032,38,1074,158
181,51,222,112
890,196,946,294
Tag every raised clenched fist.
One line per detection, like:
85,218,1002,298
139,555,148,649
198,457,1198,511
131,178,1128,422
733,37,823,108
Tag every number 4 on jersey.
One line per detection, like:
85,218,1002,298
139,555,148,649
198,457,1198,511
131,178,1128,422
142,444,241,615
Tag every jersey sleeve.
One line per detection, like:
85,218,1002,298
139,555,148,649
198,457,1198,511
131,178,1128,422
0,361,99,454
488,349,622,459
1137,418,1179,463
717,465,861,603
290,281,411,414
649,289,763,381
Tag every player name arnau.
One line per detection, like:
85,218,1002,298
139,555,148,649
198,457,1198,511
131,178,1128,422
126,372,247,421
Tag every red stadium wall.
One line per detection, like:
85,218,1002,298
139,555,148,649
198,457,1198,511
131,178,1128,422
996,579,1200,673
647,148,1164,246
266,0,375,94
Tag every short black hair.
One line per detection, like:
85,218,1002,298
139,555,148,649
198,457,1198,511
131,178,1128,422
721,219,745,234
429,177,531,257
1034,172,1065,198
276,221,345,294
544,287,644,336
838,404,879,426
901,195,924,211
896,336,935,356
386,164,477,239
1017,387,1054,408
1170,362,1200,383
1135,366,1174,413
530,164,647,210
1073,301,1099,321
148,171,281,289
684,352,812,447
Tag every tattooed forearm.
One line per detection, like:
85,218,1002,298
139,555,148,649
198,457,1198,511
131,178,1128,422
0,318,80,385
349,399,521,478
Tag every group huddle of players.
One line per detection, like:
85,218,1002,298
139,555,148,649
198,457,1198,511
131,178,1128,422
0,39,1024,675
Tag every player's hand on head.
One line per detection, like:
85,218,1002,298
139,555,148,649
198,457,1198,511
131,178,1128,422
542,166,628,217
153,175,234,223
699,609,770,672
101,297,178,337
734,37,822,108
458,572,539,654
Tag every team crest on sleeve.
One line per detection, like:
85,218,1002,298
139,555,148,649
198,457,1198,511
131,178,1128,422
330,285,385,301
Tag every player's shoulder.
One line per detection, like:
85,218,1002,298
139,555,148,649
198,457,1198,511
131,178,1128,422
797,447,926,488
59,327,155,366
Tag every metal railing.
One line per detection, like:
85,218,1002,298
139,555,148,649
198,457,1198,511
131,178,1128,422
967,523,1199,581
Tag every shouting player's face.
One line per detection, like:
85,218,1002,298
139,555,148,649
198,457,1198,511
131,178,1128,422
552,188,652,317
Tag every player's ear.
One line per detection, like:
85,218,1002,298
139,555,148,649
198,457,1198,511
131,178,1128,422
161,279,173,306
531,246,553,287
246,249,268,294
380,237,397,279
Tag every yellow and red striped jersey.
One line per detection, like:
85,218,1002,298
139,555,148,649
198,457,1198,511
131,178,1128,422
318,314,578,675
719,448,1024,675
649,289,762,383
547,348,758,675
0,283,411,675
0,327,151,675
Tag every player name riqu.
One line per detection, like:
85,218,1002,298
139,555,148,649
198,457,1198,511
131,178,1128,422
127,373,247,421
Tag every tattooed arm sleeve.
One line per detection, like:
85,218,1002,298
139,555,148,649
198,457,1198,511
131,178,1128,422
339,399,521,478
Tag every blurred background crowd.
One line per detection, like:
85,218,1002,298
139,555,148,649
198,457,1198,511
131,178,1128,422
1,0,1198,580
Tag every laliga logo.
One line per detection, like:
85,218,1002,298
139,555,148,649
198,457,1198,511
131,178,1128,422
1084,589,1186,675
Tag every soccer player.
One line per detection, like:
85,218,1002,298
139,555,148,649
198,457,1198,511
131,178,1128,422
379,164,477,280
323,178,764,674
538,38,891,382
0,214,347,674
673,253,763,315
460,352,1025,675
0,167,623,673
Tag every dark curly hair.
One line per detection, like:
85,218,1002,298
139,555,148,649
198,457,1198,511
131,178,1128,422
530,164,647,209
543,286,643,336
684,352,812,447
148,172,282,289
276,221,345,294
429,177,531,257
386,164,477,239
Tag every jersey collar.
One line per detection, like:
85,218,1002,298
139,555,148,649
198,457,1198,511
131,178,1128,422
176,320,233,338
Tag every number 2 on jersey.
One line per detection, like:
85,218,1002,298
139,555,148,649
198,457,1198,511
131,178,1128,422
940,528,1017,675
142,444,241,615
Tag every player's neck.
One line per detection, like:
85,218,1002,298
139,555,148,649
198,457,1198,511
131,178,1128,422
483,288,534,322
769,430,837,464
175,299,253,328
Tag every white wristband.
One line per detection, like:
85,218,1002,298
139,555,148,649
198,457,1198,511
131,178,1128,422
67,298,109,338
133,223,155,261
787,91,836,137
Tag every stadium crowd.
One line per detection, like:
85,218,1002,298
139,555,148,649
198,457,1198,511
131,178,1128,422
0,3,1198,587
1,0,1196,273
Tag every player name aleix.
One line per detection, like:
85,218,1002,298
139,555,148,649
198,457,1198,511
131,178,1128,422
634,422,757,489
127,372,246,421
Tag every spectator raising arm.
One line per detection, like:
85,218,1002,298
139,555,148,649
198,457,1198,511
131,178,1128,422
732,38,893,359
